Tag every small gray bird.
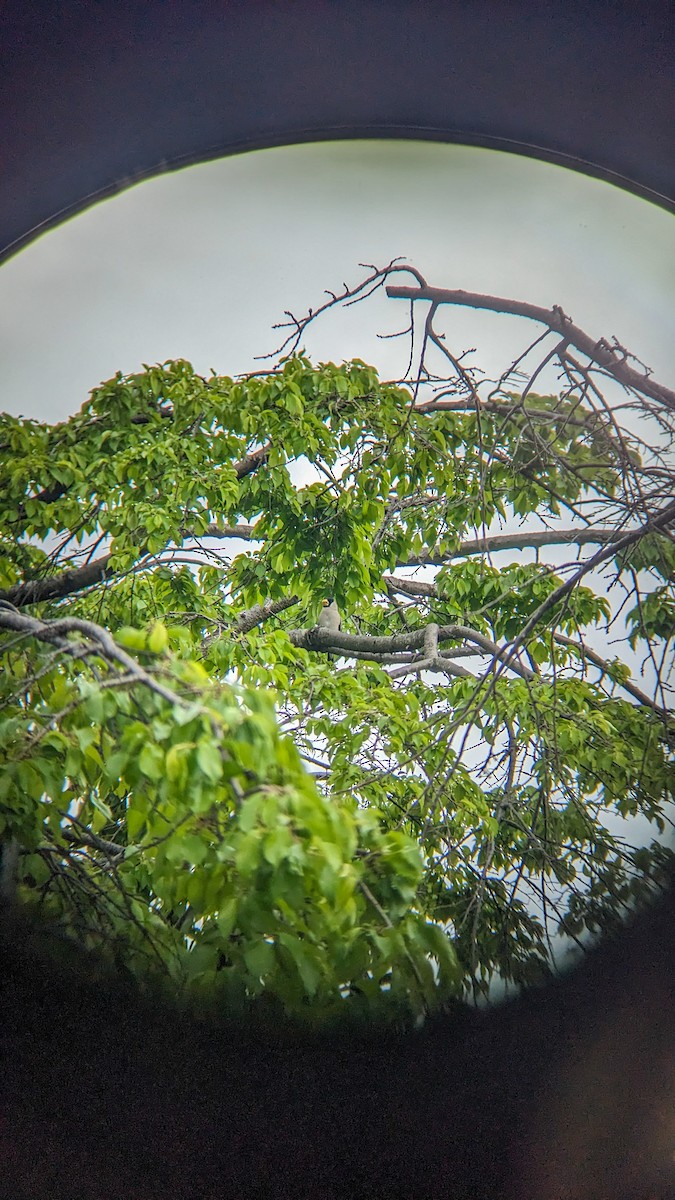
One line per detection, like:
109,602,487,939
316,596,341,660
317,596,341,633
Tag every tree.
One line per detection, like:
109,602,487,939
1,262,673,1020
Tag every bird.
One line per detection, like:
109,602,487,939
316,596,341,659
317,597,341,633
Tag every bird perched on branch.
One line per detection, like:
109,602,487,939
316,596,341,659
317,597,341,633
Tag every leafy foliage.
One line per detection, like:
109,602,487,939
1,268,673,1018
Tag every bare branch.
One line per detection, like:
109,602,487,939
62,827,126,861
389,623,475,681
201,523,256,541
399,527,628,567
292,621,536,682
260,260,407,361
386,282,675,412
3,554,115,607
202,595,302,647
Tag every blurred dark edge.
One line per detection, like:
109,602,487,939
1,0,673,266
0,879,673,1198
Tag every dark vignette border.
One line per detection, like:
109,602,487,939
1,0,673,265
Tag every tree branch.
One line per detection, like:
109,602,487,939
399,527,627,567
293,622,536,681
202,595,301,646
499,498,675,671
62,826,126,861
386,283,675,412
382,571,674,723
3,448,270,608
3,554,115,606
553,633,673,727
389,622,475,680
201,523,256,541
0,608,184,708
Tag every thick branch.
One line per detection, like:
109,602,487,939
386,284,675,412
3,554,115,606
201,523,256,541
293,623,535,681
62,827,125,860
202,595,301,646
232,445,271,478
388,623,474,680
416,397,596,430
401,528,626,567
9,521,620,610
234,595,300,635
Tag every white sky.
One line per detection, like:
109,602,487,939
1,139,673,422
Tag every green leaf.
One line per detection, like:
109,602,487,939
196,740,223,782
138,743,165,780
244,939,275,979
262,826,294,867
116,626,149,652
147,622,169,653
217,897,238,939
276,933,322,996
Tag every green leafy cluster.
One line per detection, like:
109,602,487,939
0,627,459,1023
1,354,672,1009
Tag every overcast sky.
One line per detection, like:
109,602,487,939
1,139,673,423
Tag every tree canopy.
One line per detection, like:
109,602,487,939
1,263,673,1023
